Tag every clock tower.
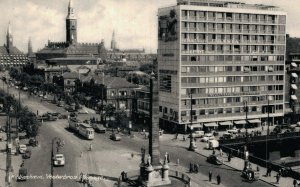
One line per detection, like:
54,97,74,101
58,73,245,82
66,0,77,45
6,22,13,53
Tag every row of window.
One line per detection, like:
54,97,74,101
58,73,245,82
181,75,284,84
182,33,285,42
181,55,285,62
181,95,283,106
181,85,284,95
181,22,285,33
181,10,286,24
181,65,284,73
180,104,283,117
182,44,284,52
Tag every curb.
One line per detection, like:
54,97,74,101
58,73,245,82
191,148,277,187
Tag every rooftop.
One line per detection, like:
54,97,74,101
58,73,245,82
176,0,281,11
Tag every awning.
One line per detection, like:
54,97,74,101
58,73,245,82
234,120,247,125
292,73,298,78
248,119,261,123
204,122,218,127
191,124,203,129
292,84,298,90
292,62,298,68
292,95,298,100
219,121,233,126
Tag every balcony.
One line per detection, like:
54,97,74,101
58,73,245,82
181,81,284,88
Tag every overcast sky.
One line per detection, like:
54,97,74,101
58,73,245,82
0,0,299,53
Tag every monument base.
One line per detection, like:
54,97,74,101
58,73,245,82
142,165,171,187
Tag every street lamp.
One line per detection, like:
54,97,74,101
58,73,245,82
188,91,197,151
243,100,248,138
267,94,272,136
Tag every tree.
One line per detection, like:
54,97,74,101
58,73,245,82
18,107,40,137
9,68,19,79
104,103,115,126
114,109,128,128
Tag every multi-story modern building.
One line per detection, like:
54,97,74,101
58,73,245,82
158,0,287,132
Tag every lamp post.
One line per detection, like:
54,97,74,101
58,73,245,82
267,94,271,136
243,100,248,138
188,92,197,151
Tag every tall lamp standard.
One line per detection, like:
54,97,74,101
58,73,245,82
243,100,249,170
188,91,197,151
266,95,272,169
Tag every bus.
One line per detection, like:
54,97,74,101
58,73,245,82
78,123,94,140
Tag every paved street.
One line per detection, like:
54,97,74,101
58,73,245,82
1,82,272,187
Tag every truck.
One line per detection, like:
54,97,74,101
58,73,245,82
78,123,94,140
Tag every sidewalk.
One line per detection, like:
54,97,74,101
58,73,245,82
0,131,22,187
75,148,225,187
163,135,296,187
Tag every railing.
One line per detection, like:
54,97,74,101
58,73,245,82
219,132,300,145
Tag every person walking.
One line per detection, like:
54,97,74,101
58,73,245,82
228,153,231,162
220,148,223,157
276,173,280,184
293,179,297,187
217,174,221,185
189,162,193,173
209,171,212,182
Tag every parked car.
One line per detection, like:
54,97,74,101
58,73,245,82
22,150,31,159
43,95,48,99
191,130,205,138
201,133,215,142
110,133,121,141
93,124,106,133
17,167,28,181
53,154,65,166
227,127,239,134
23,87,28,91
19,144,27,154
207,154,223,165
29,138,38,147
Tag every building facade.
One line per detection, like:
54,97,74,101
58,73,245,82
158,0,287,132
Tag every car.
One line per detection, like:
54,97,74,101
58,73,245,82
15,86,19,89
53,154,65,166
201,133,215,142
43,95,48,99
227,127,239,134
191,130,205,138
39,94,43,97
220,133,234,140
19,144,27,154
206,154,223,165
29,138,38,147
22,150,31,159
78,109,88,114
23,87,28,91
17,167,28,181
93,124,106,133
110,133,121,141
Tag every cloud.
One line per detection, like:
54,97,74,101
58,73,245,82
0,0,300,53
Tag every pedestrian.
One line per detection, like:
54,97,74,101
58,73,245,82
276,173,280,184
79,172,83,183
176,158,180,166
189,162,193,173
256,165,260,172
183,135,186,141
217,174,221,185
293,179,297,187
237,149,240,158
220,148,223,157
228,153,231,162
80,151,83,157
167,152,170,163
196,164,200,173
194,164,198,173
131,153,134,159
212,149,216,155
209,171,212,182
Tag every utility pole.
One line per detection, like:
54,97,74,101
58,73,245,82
6,109,13,187
188,91,197,151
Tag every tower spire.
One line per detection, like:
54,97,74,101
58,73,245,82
28,37,33,55
67,0,76,19
111,30,117,50
6,21,13,52
66,0,77,45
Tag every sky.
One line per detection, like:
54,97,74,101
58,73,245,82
0,0,299,53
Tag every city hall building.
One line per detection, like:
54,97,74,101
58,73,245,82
158,0,287,132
